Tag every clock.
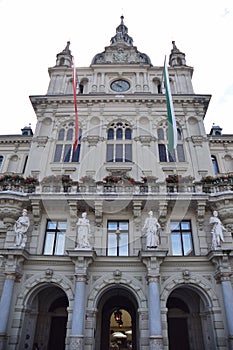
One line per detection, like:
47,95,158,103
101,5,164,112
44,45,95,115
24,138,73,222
111,79,130,92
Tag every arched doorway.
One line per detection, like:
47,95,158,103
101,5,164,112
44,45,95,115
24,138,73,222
20,284,68,350
96,287,138,350
167,286,215,350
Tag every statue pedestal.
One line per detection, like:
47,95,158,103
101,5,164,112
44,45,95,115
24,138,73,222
70,335,84,350
149,336,163,350
0,334,7,350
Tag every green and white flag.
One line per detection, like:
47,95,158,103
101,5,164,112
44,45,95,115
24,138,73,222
163,58,177,153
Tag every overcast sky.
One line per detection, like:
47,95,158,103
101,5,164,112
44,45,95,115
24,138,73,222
0,0,232,135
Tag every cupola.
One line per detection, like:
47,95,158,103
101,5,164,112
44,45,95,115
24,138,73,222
55,41,73,67
169,41,186,67
209,124,222,136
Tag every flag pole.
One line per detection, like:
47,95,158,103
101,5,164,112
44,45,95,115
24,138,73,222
163,56,177,153
72,57,79,151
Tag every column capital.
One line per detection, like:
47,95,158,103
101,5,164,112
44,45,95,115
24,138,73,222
147,274,160,283
74,274,88,283
215,270,232,283
139,249,168,277
67,249,96,275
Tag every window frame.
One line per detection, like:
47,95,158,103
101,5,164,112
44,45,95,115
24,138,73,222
43,220,67,255
53,127,82,163
106,122,132,163
107,220,129,256
170,220,194,256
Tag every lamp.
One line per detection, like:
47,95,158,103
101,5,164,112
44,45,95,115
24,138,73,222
114,309,122,323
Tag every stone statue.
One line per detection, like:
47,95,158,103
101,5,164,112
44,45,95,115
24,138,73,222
209,210,226,249
14,209,30,248
143,211,161,248
76,212,91,249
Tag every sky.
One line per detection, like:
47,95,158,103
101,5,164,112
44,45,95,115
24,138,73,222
0,0,232,135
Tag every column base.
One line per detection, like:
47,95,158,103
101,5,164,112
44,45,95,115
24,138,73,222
0,334,7,350
228,336,233,350
70,335,84,350
150,336,163,350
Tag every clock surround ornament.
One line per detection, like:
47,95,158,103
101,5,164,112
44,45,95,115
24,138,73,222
111,79,130,92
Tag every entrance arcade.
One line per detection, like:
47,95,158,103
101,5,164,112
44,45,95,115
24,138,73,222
166,286,215,350
95,287,138,350
20,284,68,350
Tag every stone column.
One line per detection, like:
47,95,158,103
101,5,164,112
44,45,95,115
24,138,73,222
148,275,163,350
140,249,168,350
0,273,16,350
70,274,87,349
218,272,233,349
209,250,233,350
67,249,96,350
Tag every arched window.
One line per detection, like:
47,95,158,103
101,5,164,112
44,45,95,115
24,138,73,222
211,155,219,174
0,156,3,170
158,126,185,162
54,125,82,163
106,122,132,162
66,128,73,141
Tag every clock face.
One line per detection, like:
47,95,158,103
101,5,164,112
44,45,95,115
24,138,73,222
111,79,130,92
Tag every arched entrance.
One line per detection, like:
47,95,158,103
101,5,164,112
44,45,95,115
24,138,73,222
96,287,138,350
167,286,214,350
20,284,68,350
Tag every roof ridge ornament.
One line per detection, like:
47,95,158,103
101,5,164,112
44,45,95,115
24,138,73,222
110,15,133,46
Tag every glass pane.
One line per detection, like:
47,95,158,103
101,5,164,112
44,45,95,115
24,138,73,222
212,156,219,174
183,233,193,256
0,156,3,168
54,145,62,162
63,144,71,162
116,128,123,139
43,232,55,255
158,144,167,162
157,128,164,140
67,128,73,141
181,221,190,230
125,128,132,140
125,144,132,162
177,144,185,162
168,150,176,162
55,232,65,255
119,233,128,256
72,144,81,162
58,129,65,141
116,144,123,162
119,222,128,231
171,233,182,255
170,222,179,231
47,221,57,230
58,222,67,230
108,222,118,231
108,233,117,256
107,129,114,140
106,144,114,162
177,128,182,140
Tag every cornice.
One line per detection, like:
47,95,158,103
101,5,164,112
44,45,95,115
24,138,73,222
30,94,211,108
0,136,32,144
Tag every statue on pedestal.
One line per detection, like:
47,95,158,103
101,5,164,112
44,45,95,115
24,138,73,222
209,210,226,249
76,212,91,249
143,211,161,248
14,209,30,248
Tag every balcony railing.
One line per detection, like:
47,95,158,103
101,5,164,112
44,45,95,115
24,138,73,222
1,181,233,195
